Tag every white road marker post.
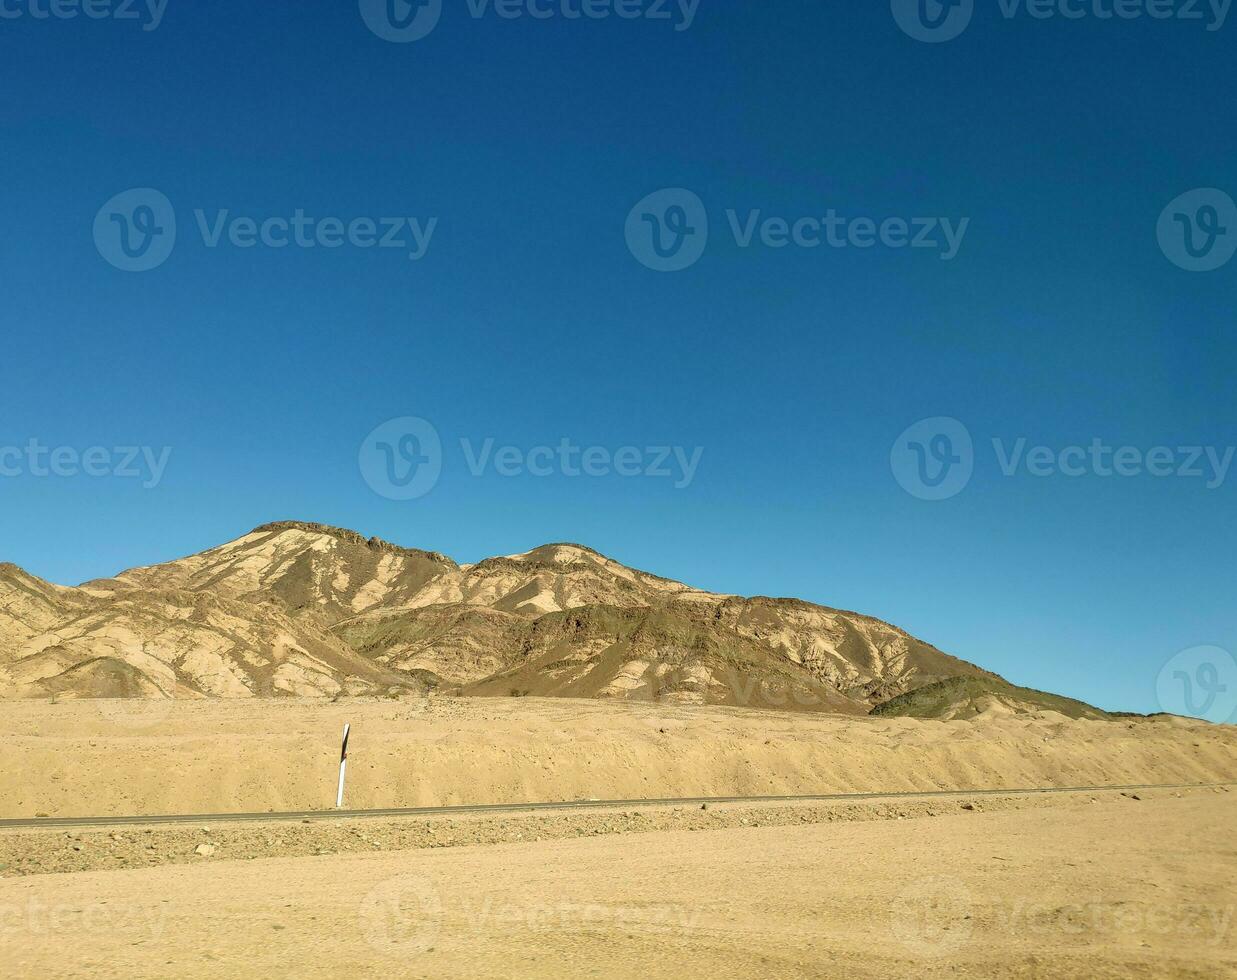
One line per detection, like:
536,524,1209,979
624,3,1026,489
336,723,351,809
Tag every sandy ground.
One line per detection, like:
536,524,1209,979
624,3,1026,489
3,786,1222,877
2,697,1235,818
0,792,1232,979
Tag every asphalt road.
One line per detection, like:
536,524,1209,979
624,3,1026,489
1,781,1230,830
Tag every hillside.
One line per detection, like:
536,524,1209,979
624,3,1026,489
871,677,1109,721
3,520,1009,713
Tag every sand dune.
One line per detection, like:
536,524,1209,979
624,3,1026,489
1,697,1232,819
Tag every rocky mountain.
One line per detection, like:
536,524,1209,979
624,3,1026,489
870,677,1111,721
0,520,1008,713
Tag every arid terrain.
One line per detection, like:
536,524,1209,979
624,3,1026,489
2,697,1234,819
3,527,1235,978
1,783,1232,979
3,520,1063,715
0,697,1234,977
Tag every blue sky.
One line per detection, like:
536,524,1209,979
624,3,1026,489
1,1,1234,717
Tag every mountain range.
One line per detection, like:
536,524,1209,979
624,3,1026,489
0,520,1104,717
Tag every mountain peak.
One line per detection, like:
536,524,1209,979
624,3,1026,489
516,543,606,563
2,520,1015,715
0,561,59,592
251,520,457,567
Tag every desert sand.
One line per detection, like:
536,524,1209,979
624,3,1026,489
2,696,1235,818
2,696,1234,979
1,790,1232,978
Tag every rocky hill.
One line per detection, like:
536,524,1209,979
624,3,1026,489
1,521,1012,713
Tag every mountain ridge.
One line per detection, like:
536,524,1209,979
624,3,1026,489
2,520,1043,716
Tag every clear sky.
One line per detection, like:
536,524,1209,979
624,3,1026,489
1,1,1234,717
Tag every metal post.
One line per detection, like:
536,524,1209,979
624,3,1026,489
336,723,350,809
